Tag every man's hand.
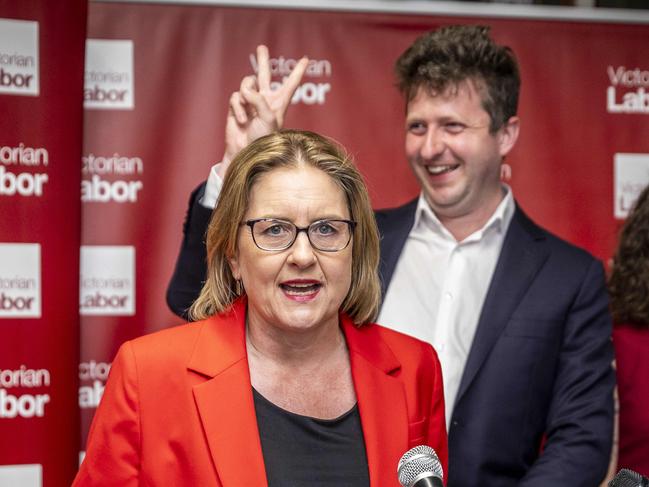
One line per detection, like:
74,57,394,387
220,45,308,177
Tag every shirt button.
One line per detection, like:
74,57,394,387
445,292,453,300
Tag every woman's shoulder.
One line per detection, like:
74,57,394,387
130,319,203,348
348,321,439,367
119,308,244,369
117,319,212,371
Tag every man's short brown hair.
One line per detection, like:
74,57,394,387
395,24,520,132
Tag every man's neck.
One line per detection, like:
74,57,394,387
432,188,507,242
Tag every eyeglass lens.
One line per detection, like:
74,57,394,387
250,219,352,251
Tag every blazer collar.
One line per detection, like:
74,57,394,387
187,299,408,487
187,299,248,377
188,299,268,486
342,316,408,486
186,300,403,377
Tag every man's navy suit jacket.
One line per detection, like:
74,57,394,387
167,186,615,487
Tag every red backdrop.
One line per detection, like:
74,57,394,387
80,2,649,446
2,1,648,474
0,1,87,486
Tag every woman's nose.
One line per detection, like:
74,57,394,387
287,231,316,267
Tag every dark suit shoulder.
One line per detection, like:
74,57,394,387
513,205,601,267
374,198,418,226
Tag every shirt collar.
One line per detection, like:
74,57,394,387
412,184,516,243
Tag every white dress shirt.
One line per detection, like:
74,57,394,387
378,188,515,427
201,163,224,208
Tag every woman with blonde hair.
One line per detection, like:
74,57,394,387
74,129,447,486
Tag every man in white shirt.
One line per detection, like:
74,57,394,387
167,26,614,487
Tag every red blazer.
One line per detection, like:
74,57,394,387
73,298,448,486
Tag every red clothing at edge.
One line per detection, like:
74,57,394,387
613,323,649,477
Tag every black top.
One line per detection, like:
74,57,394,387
252,388,370,487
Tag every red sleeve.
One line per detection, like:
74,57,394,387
72,341,141,486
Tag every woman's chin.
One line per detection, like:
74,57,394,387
277,308,338,333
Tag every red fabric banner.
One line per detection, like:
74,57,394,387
0,1,87,485
81,2,649,447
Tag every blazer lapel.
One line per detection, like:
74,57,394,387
377,198,418,299
455,207,550,404
343,317,408,487
187,300,268,486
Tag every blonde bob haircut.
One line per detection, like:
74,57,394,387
189,129,381,325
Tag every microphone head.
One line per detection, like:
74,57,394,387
397,445,444,487
609,469,649,487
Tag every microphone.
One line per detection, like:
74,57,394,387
609,469,649,487
397,445,444,487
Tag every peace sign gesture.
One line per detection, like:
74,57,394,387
220,45,309,176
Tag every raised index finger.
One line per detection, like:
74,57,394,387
256,45,271,91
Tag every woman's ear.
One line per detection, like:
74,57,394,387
228,252,241,281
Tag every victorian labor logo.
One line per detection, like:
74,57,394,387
0,243,41,318
80,245,135,315
0,143,49,198
614,153,649,219
607,66,649,114
84,39,134,110
0,19,39,96
249,52,332,106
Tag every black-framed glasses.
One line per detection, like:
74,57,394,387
244,218,356,252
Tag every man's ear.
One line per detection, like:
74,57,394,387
498,116,520,157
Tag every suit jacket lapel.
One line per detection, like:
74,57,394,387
377,198,418,299
455,207,550,404
343,317,408,487
187,299,268,486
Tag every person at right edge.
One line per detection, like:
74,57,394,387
167,26,615,486
609,184,649,477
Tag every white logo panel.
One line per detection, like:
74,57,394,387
614,153,649,219
80,246,135,316
0,243,41,318
0,464,42,487
0,19,39,96
84,39,134,110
